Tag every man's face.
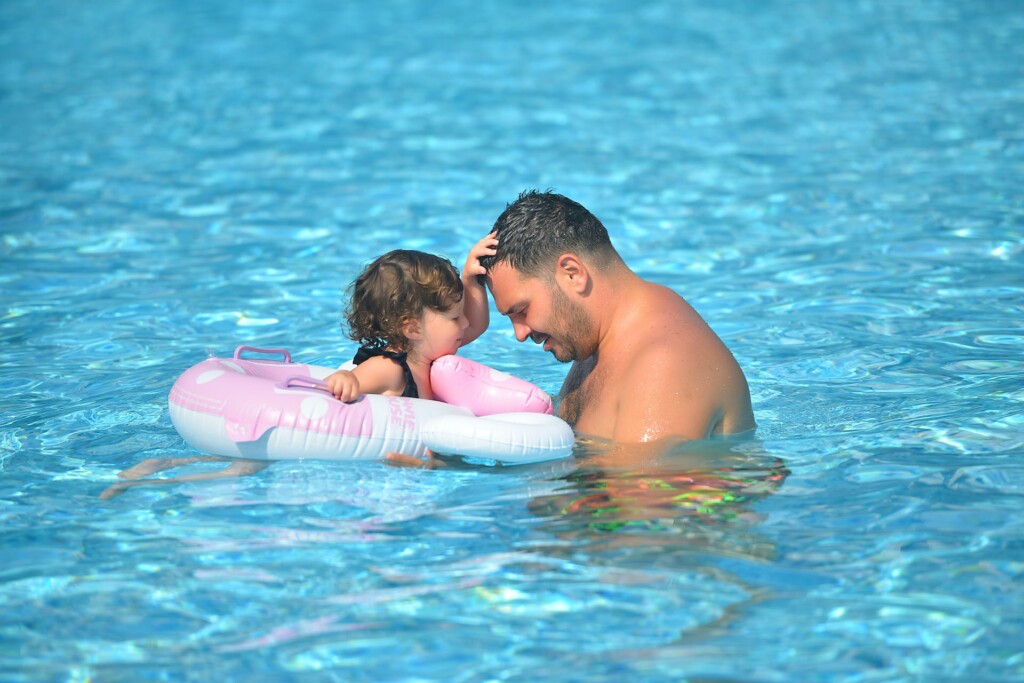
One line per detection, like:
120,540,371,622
486,262,596,363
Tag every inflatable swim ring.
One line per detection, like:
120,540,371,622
168,346,574,465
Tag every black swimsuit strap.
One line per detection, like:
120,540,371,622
352,346,419,398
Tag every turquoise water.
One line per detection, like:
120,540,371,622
2,0,1022,681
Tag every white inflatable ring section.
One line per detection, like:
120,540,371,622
422,412,575,464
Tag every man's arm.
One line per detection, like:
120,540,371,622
611,342,723,444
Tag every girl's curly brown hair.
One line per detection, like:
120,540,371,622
345,250,463,353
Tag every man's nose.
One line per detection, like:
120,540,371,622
512,321,531,342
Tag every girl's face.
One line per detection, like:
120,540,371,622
409,298,469,362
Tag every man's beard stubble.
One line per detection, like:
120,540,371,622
546,284,597,363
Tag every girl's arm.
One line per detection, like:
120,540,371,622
325,356,406,401
460,232,498,346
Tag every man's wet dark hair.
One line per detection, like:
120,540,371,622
480,190,617,278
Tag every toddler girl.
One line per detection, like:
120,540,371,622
100,235,498,497
325,235,496,402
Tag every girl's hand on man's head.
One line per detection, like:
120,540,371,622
463,232,498,280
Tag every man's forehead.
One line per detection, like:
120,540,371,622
486,261,518,283
485,263,529,309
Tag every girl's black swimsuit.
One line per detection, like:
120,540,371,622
352,346,419,398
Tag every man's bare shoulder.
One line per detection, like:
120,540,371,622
615,283,755,438
622,283,715,348
621,335,697,387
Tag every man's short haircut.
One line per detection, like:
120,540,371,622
480,190,617,278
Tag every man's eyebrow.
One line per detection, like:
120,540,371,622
498,302,521,317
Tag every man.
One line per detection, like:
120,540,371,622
479,190,755,446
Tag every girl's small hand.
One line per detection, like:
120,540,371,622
463,232,498,279
325,369,361,402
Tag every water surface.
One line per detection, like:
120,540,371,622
1,1,1022,681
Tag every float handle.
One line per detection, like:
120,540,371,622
234,346,292,363
277,376,331,392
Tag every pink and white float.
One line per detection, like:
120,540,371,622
168,346,574,464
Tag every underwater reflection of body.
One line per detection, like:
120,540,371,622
529,438,789,562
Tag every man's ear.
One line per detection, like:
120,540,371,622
556,254,590,294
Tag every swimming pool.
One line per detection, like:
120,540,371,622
2,0,1021,680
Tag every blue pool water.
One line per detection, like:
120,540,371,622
2,0,1022,680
